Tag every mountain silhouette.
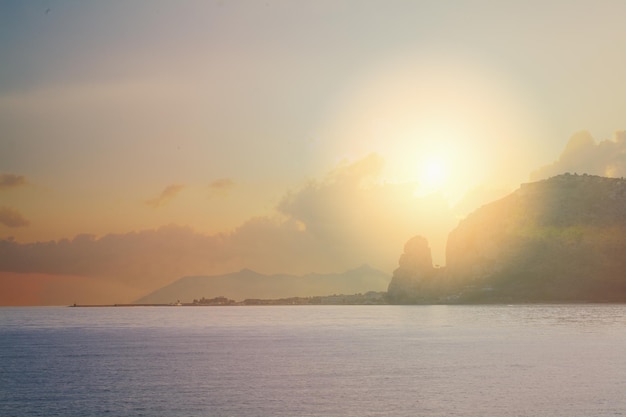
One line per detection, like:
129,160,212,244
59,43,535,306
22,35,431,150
137,265,389,303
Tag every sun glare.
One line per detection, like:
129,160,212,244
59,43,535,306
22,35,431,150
419,155,448,191
423,158,446,185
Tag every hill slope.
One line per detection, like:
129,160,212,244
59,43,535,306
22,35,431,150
388,174,626,303
137,264,389,303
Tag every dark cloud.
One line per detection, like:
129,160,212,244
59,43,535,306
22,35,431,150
0,206,30,228
0,174,27,190
209,178,235,197
145,184,184,208
531,130,626,180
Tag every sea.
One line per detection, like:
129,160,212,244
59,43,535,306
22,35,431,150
1,305,626,417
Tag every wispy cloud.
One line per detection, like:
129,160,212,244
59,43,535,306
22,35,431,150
0,174,27,190
0,206,30,228
209,178,235,197
145,184,185,208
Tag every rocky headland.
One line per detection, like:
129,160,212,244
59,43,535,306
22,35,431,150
387,174,626,303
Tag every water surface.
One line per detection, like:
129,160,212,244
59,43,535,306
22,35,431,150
1,305,625,416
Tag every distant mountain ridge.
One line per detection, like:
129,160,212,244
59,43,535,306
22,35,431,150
388,174,626,303
137,264,389,304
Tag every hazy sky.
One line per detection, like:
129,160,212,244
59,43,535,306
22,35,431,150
2,0,626,303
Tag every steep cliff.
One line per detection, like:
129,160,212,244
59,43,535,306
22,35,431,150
389,174,626,303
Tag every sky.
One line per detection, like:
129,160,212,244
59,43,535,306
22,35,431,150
1,0,626,304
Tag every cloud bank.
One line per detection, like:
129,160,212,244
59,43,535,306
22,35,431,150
0,154,457,304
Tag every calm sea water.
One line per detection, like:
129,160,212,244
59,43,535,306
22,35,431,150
1,305,626,417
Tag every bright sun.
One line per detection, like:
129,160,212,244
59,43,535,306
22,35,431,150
420,155,448,191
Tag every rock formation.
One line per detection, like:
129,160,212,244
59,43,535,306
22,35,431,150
386,236,441,303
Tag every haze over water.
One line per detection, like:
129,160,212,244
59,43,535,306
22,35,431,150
2,305,625,416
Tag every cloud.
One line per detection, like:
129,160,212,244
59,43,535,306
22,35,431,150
276,153,455,268
0,174,27,190
0,154,458,303
0,224,223,290
145,184,185,208
531,130,626,180
209,178,235,197
0,206,30,228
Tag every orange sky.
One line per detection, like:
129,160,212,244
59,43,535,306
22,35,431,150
2,1,626,304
